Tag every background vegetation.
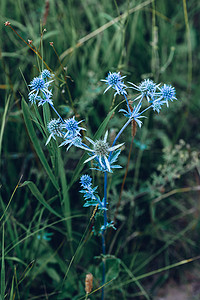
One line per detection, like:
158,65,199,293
0,0,200,299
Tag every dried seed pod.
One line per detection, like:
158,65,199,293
128,101,137,137
85,273,93,294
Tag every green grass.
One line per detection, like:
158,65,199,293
0,0,200,299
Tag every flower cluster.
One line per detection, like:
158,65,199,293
46,116,86,149
79,175,103,208
28,69,54,106
27,70,178,237
129,78,177,113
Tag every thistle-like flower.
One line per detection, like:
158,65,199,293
80,175,103,208
29,76,52,98
62,116,85,139
28,94,42,105
101,71,127,96
46,119,64,145
129,79,159,102
28,69,54,102
91,149,122,173
80,174,92,189
156,84,177,107
151,99,166,113
84,131,124,172
41,69,52,81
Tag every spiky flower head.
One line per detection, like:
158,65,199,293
29,75,53,100
129,79,159,102
119,102,146,127
28,94,42,105
30,77,45,91
101,71,127,96
80,174,92,189
94,139,110,157
62,116,85,138
139,79,156,93
64,117,79,131
84,131,124,172
157,84,177,106
47,119,63,136
151,100,166,113
41,69,52,80
46,119,63,145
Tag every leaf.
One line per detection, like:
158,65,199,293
21,98,59,191
105,257,120,281
21,181,62,219
0,223,5,299
57,148,73,244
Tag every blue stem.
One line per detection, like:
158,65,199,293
94,195,103,208
139,105,152,115
103,172,108,229
101,171,108,300
101,233,106,300
49,103,65,123
108,117,132,161
123,93,131,114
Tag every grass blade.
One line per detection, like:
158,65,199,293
1,223,5,299
0,95,10,159
21,181,62,219
21,98,59,191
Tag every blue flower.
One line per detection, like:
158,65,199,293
80,174,92,189
28,94,42,105
41,69,52,81
62,116,86,139
28,69,54,102
79,175,103,208
151,99,166,113
29,76,53,99
156,84,177,107
129,79,159,102
46,119,64,145
84,131,124,172
101,72,127,96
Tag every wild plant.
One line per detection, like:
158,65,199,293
25,66,177,299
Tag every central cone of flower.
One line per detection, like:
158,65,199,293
31,77,45,90
48,119,62,136
161,85,175,100
139,79,155,93
65,118,78,131
107,73,121,86
94,140,109,156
